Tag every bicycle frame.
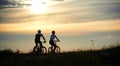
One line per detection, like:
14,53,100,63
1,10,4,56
33,41,47,55
48,40,60,53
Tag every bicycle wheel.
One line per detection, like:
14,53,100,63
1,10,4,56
41,46,47,54
55,46,60,53
48,47,53,53
33,46,39,55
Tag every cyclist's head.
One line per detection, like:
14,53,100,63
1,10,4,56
52,30,55,34
38,30,41,33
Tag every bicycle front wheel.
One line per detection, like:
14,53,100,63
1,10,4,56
48,47,53,53
55,47,60,53
41,47,47,54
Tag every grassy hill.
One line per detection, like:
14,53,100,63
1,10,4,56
0,45,120,66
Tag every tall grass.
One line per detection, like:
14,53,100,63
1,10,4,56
0,44,120,66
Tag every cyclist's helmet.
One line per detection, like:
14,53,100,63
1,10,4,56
38,30,41,33
52,30,55,34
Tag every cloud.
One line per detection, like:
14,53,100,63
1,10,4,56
0,0,120,24
52,0,120,22
0,0,17,8
0,19,120,36
0,0,31,9
106,35,113,39
0,0,12,5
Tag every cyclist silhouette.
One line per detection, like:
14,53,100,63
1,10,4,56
49,30,60,52
34,30,46,48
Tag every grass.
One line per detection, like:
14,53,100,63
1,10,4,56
0,45,120,66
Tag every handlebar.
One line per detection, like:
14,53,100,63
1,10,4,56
54,40,60,42
41,41,46,43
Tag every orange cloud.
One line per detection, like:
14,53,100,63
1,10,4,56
0,19,120,36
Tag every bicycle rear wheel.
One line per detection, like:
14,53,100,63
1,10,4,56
33,46,39,55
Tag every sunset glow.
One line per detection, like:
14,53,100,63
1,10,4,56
28,0,50,14
0,19,120,36
29,3,46,14
0,0,120,52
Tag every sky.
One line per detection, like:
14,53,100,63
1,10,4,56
0,0,120,52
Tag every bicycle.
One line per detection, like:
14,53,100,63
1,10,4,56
48,40,60,53
33,41,47,55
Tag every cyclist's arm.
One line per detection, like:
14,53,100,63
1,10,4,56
41,34,46,42
55,35,60,42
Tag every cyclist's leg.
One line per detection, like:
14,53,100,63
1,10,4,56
49,40,55,52
38,41,43,48
52,41,57,52
34,41,38,49
53,44,57,51
38,41,43,52
33,41,39,53
50,44,54,52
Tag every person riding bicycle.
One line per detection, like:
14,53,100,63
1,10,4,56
49,30,60,52
34,30,46,49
